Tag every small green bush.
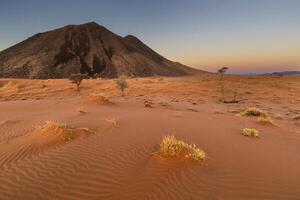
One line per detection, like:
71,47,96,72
69,74,89,91
115,76,128,96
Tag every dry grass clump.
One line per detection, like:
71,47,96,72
257,116,275,125
240,107,276,126
159,135,206,161
1,81,17,88
105,118,118,127
240,107,268,117
173,112,184,118
0,81,20,92
273,113,283,120
144,100,152,108
292,115,300,120
242,128,259,137
36,121,93,141
85,93,112,105
77,105,86,114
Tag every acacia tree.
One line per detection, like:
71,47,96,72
217,67,228,101
115,76,128,96
69,74,89,91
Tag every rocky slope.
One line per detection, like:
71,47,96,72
0,22,201,78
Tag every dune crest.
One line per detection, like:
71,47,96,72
0,121,93,166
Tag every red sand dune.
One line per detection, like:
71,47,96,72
0,76,300,199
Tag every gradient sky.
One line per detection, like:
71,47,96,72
0,0,299,73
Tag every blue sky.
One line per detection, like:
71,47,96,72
0,0,299,73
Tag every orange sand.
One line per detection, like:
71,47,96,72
0,75,300,199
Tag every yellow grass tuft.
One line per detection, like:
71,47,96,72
159,135,206,161
105,118,118,127
37,120,66,130
36,121,93,141
240,107,268,117
242,128,259,137
257,116,275,125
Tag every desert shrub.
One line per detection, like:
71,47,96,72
69,73,89,91
242,128,259,137
159,135,206,161
240,107,268,117
115,76,128,96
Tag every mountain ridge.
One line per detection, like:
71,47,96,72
0,22,202,79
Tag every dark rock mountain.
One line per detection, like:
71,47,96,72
0,22,200,79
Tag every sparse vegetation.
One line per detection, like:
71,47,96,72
257,116,275,125
86,93,112,105
240,107,275,125
240,107,268,117
217,67,228,101
0,81,20,92
77,105,86,114
273,113,283,120
115,76,128,96
159,135,206,161
144,100,152,108
227,80,241,103
292,115,300,120
217,68,240,103
242,128,259,137
69,73,89,91
173,112,184,118
105,118,118,127
36,121,93,141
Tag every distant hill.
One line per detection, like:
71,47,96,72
0,22,203,79
261,71,300,77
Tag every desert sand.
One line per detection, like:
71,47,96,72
0,75,300,200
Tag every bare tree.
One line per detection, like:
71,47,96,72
217,67,228,101
115,76,128,96
69,74,89,91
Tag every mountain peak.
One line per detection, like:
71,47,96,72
80,21,101,28
0,23,196,79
